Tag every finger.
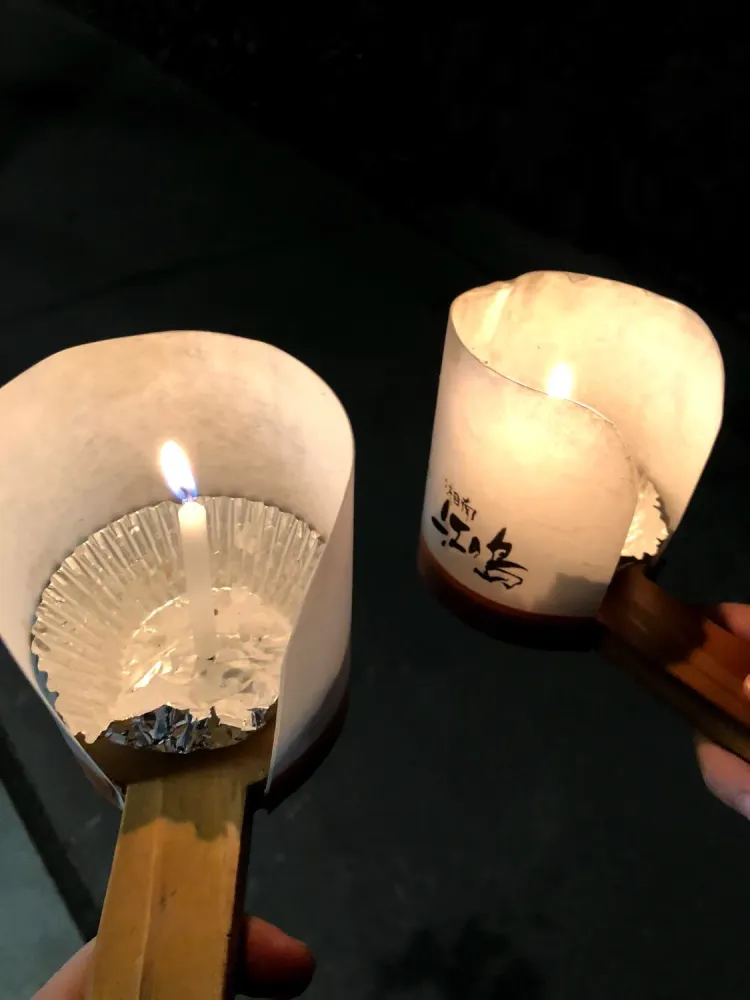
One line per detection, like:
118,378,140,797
239,917,316,998
696,601,750,814
33,939,93,1000
695,735,750,819
706,602,750,643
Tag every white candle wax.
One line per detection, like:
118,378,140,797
178,497,217,661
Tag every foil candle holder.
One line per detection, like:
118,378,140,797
31,496,325,753
419,271,724,627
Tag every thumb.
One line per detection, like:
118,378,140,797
695,602,750,818
696,735,750,819
33,941,94,1000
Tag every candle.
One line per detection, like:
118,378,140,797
420,271,724,621
160,440,217,660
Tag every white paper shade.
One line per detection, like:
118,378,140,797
421,272,723,618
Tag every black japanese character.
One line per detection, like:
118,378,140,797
431,500,475,552
447,512,471,552
460,497,476,520
431,499,450,538
468,536,481,557
473,528,527,589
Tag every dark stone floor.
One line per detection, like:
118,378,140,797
2,3,750,998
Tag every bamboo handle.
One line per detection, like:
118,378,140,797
598,565,750,762
87,765,252,1000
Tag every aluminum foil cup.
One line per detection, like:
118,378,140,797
621,475,669,562
31,498,324,752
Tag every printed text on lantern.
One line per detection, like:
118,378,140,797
431,482,528,590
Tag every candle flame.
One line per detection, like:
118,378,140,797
160,440,198,502
545,362,574,399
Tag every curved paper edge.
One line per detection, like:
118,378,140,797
448,272,725,537
268,468,354,787
422,320,640,617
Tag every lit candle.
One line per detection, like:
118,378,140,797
420,272,724,621
159,440,217,660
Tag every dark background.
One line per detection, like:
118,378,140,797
54,2,748,328
2,3,750,998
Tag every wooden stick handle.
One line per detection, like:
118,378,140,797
87,766,252,1000
598,565,750,763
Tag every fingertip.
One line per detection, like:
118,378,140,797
707,603,750,643
695,736,750,818
240,917,316,998
33,940,95,1000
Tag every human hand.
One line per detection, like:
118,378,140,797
695,603,750,819
33,915,315,999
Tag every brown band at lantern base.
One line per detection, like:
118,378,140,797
417,534,599,652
